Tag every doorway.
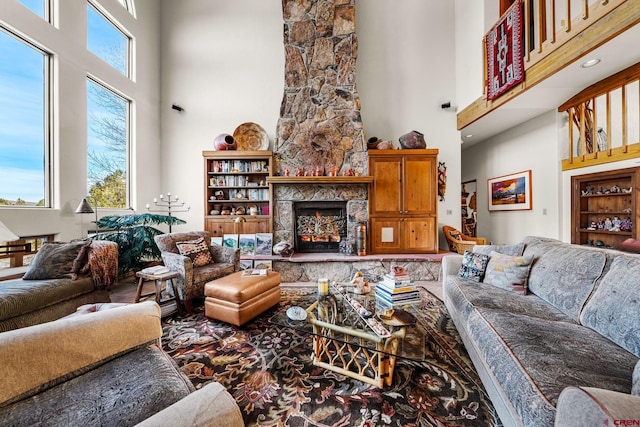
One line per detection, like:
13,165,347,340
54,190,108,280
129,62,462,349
461,180,478,237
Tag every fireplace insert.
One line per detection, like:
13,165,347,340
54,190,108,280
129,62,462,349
294,202,347,253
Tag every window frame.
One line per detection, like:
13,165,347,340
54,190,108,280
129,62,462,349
0,27,54,208
86,0,133,78
86,75,132,209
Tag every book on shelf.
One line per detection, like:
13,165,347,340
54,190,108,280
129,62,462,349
141,265,171,275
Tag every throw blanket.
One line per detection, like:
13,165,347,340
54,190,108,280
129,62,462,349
86,241,118,289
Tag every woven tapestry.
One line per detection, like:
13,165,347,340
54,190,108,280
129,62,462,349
485,0,525,101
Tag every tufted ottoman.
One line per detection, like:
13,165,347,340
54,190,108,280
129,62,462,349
204,270,281,326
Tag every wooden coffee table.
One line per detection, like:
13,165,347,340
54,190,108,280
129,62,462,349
269,283,425,388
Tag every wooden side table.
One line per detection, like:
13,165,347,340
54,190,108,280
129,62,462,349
134,270,182,316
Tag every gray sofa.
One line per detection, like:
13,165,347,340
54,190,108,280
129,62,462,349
0,240,118,332
442,236,640,427
0,301,244,426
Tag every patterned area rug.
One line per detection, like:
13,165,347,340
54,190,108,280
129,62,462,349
161,286,501,427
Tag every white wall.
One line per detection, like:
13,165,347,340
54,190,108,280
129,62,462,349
161,0,462,249
461,111,562,244
159,0,284,233
0,0,162,241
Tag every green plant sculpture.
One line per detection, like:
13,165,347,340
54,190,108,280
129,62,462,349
93,213,186,276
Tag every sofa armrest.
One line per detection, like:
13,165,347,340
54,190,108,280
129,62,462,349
135,382,244,427
0,301,162,407
554,386,640,426
441,254,463,279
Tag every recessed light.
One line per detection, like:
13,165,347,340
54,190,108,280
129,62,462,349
581,58,601,68
465,134,473,138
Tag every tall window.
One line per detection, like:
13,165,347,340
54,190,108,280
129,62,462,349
87,79,129,209
0,30,48,207
87,3,129,76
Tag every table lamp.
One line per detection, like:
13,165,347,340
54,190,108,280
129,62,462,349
75,198,95,237
0,220,19,243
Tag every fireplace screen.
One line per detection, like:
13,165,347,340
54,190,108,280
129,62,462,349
295,202,347,252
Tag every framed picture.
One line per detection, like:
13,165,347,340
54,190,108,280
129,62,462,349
255,233,273,256
239,234,256,256
253,260,272,270
488,170,532,211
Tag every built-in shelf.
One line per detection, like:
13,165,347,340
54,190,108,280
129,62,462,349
267,176,374,185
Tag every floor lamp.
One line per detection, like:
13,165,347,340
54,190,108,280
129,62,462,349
75,198,95,238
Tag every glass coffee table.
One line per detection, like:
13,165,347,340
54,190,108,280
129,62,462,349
269,282,425,388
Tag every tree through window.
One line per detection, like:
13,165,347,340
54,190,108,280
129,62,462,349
87,79,129,209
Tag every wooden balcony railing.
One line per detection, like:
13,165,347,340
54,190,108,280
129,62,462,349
457,0,639,131
559,61,640,170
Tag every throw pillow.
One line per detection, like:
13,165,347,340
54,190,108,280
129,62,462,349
483,251,534,295
473,242,525,257
23,240,92,280
616,238,640,254
175,237,212,267
458,250,490,282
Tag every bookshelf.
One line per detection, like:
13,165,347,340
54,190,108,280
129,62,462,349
203,150,273,237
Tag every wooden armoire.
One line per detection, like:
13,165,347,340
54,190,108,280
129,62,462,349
368,149,439,253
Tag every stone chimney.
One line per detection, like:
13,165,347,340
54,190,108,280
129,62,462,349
275,0,366,176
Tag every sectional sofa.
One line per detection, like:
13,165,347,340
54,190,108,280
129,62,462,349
0,239,118,331
442,236,640,426
0,301,244,426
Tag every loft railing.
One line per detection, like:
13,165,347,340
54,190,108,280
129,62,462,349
458,0,638,131
558,62,640,170
517,0,625,71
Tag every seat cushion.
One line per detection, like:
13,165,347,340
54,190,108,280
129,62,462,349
0,345,193,427
466,307,637,427
204,270,281,304
0,277,95,322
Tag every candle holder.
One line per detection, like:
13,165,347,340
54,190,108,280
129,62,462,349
146,192,190,232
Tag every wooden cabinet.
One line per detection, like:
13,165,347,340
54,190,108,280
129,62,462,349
203,150,273,236
368,149,439,253
571,167,639,248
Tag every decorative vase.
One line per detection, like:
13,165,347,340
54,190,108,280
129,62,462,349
213,133,237,150
399,130,426,149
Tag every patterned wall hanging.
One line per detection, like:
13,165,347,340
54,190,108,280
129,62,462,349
485,0,525,101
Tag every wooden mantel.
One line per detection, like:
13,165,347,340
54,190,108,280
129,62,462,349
267,176,374,185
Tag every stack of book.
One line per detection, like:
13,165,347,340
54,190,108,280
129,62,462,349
375,272,420,308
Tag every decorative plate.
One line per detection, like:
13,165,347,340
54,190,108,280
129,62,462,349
233,122,269,151
286,306,307,321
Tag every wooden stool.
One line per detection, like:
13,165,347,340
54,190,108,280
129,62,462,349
204,270,281,326
135,270,182,316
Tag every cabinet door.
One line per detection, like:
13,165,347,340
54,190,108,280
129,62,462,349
403,217,438,252
403,155,437,215
370,217,403,253
369,157,402,216
238,218,269,234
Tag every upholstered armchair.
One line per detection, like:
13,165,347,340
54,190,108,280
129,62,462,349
442,225,487,254
154,231,240,313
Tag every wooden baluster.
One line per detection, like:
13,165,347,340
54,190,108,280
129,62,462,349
622,84,628,152
551,0,557,43
565,0,571,32
606,92,612,155
583,0,589,20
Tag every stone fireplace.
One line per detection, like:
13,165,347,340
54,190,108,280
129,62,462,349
273,0,368,251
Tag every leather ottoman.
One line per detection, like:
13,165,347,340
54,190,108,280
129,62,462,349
204,270,281,326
